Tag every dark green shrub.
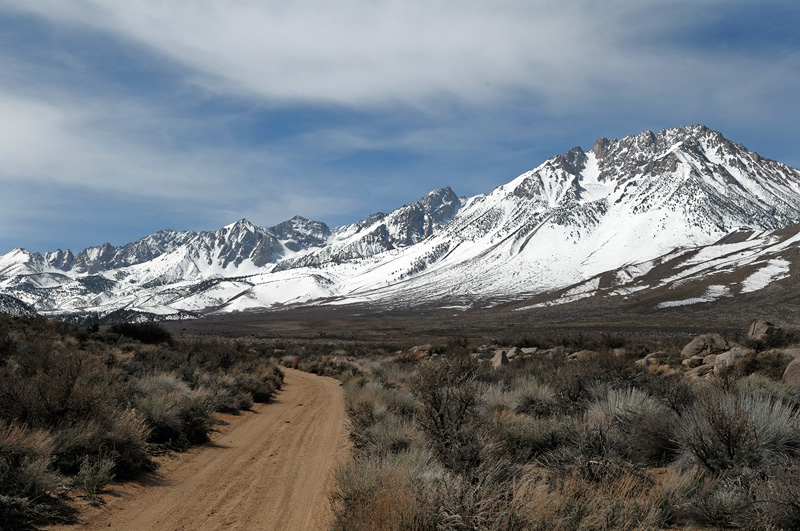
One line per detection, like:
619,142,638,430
109,322,173,345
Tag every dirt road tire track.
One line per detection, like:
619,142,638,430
49,368,349,531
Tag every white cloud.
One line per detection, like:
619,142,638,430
1,0,744,109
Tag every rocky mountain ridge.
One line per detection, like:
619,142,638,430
1,125,799,321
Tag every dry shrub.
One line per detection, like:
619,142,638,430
304,356,361,378
0,346,124,427
486,411,574,464
635,370,696,414
132,374,215,448
0,421,71,529
53,410,153,478
230,360,282,403
344,380,417,456
509,377,558,417
550,352,637,414
735,348,794,380
412,355,484,475
330,450,449,531
194,371,253,413
509,469,668,530
74,455,115,502
586,387,679,465
109,322,173,345
676,390,800,473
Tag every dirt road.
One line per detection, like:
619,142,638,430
52,368,349,531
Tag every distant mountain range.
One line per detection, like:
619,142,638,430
2,125,799,322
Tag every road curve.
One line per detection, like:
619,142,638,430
51,368,349,531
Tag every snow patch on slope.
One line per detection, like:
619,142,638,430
740,259,791,293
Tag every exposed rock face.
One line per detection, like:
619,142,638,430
681,334,727,359
748,320,781,341
268,216,330,252
492,350,509,370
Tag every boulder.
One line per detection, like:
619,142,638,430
492,350,509,370
703,354,717,365
611,348,628,358
568,350,599,361
649,363,678,377
542,346,566,359
783,358,800,387
681,334,727,359
713,347,755,375
770,348,800,359
748,320,781,342
682,356,705,368
635,352,662,369
506,347,522,360
686,364,715,378
520,347,539,355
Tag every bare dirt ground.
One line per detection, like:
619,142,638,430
48,368,349,531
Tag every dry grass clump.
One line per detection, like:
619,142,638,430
508,470,669,530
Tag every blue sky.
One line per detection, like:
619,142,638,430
0,0,798,254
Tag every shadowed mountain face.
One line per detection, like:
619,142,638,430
1,125,799,321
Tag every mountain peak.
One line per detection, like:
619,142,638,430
224,218,258,232
2,125,799,318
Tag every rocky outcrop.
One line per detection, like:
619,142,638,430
713,347,754,375
681,334,727,359
748,320,781,342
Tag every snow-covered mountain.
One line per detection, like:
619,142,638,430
2,125,799,321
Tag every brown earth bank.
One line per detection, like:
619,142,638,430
46,368,349,531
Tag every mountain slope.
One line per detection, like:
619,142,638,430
1,125,798,320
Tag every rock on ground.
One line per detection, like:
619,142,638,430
492,350,509,370
681,333,727,359
748,320,781,341
783,358,800,387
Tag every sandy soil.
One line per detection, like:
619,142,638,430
48,368,349,531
